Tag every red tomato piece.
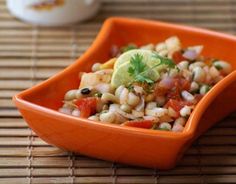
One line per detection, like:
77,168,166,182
178,78,191,91
164,99,193,117
154,85,169,96
122,120,154,129
155,77,190,101
74,97,98,118
172,50,186,64
166,88,181,100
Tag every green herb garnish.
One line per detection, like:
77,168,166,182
128,53,154,84
152,53,176,69
127,84,134,92
128,53,176,84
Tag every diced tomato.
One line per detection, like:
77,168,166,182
166,88,181,100
172,50,186,64
121,120,154,129
155,76,190,101
74,97,98,118
164,99,193,117
178,78,191,91
154,85,169,96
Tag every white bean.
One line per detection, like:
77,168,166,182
209,66,220,78
182,69,193,81
213,61,232,74
132,110,144,118
127,92,140,106
200,85,210,95
71,109,81,117
91,63,101,72
158,49,168,57
159,122,171,131
120,104,131,113
190,81,199,92
145,107,168,117
75,87,93,99
64,90,77,101
189,61,206,71
180,106,191,117
59,107,72,115
193,66,206,83
119,88,129,104
143,116,159,122
181,90,194,101
165,36,181,53
177,61,189,70
95,83,113,94
88,115,99,121
146,102,157,110
99,112,116,123
75,89,83,99
109,104,120,112
114,113,127,124
135,96,145,111
133,85,144,94
115,85,125,98
174,117,186,126
101,93,119,103
62,102,75,109
172,124,184,132
155,42,167,52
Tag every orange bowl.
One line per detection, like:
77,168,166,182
13,17,236,169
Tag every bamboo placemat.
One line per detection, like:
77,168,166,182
1,0,236,183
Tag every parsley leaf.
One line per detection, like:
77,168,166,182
128,52,176,85
128,53,154,84
152,53,175,68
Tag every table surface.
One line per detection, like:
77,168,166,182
1,0,236,183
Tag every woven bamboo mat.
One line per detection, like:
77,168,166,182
1,0,236,183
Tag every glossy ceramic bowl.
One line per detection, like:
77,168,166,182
13,17,236,169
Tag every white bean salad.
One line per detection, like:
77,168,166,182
59,36,232,132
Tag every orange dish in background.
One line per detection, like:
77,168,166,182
13,17,236,169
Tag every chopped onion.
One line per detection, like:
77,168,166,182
183,49,198,60
159,76,175,89
135,96,145,111
183,45,203,60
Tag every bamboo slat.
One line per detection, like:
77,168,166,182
0,59,72,68
0,109,21,117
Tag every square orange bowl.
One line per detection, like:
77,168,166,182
13,17,236,169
